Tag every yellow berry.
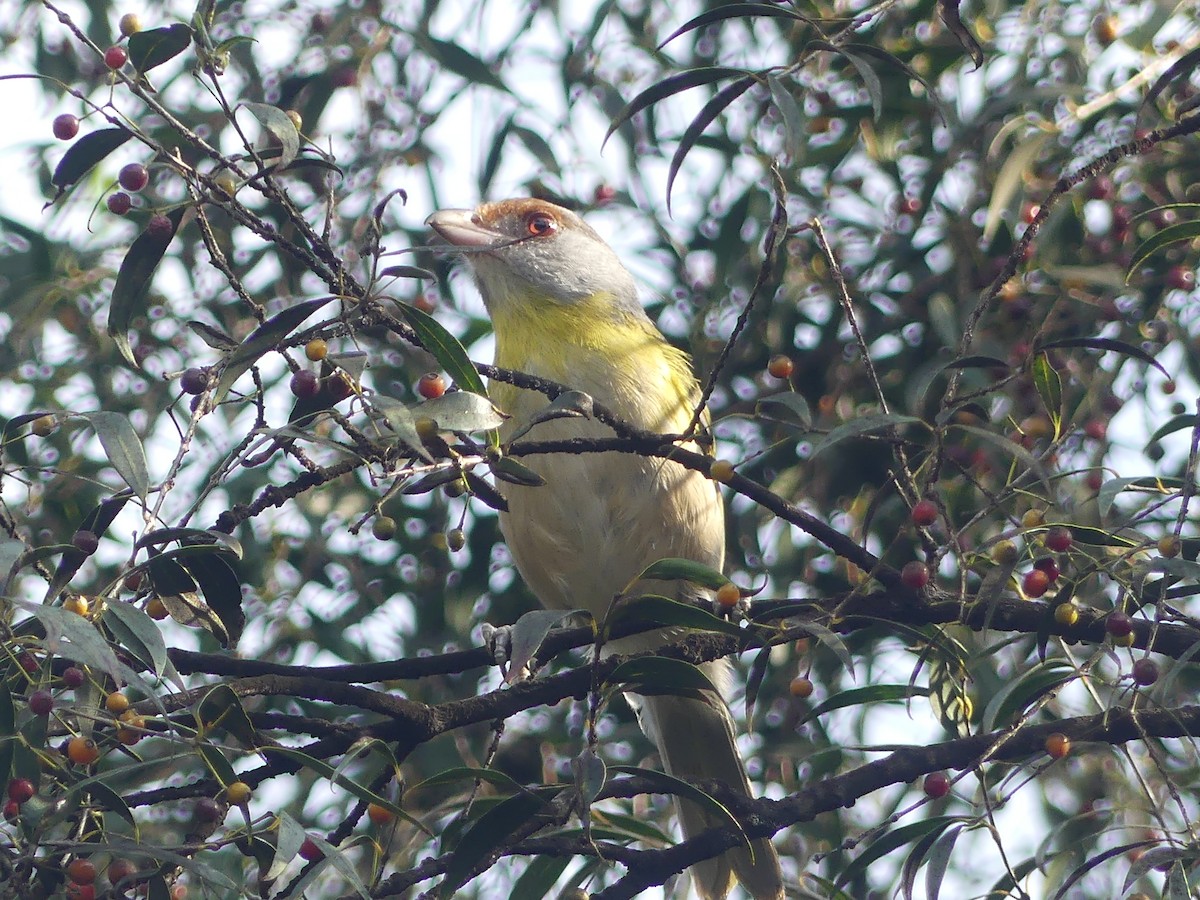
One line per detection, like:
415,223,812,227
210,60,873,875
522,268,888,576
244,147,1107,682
788,676,814,698
118,12,142,36
1112,631,1135,647
146,597,168,620
226,781,252,805
213,172,238,197
305,339,328,361
31,415,56,437
709,459,735,483
286,109,303,131
1053,603,1079,627
1021,509,1046,529
105,692,130,715
372,516,397,541
64,596,89,617
447,528,465,552
715,582,741,607
991,540,1019,565
1158,535,1181,558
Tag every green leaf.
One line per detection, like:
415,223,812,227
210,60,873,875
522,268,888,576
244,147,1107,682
415,34,508,92
667,75,756,211
50,126,132,192
185,552,244,647
950,423,1051,493
102,599,173,680
605,656,719,697
1147,414,1200,447
109,207,187,366
605,67,750,142
767,74,803,160
394,300,488,399
196,742,239,787
1038,336,1170,380
196,684,258,747
17,600,121,682
831,45,885,118
241,102,300,169
983,130,1051,242
409,766,523,796
901,821,963,900
836,817,964,888
48,497,129,596
488,455,546,487
609,764,746,839
439,790,555,898
608,594,744,639
510,856,571,900
1128,219,1200,275
378,264,435,281
1061,523,1140,548
268,811,308,880
754,391,812,429
80,411,150,500
1097,476,1182,520
809,414,925,459
504,608,588,683
980,659,1077,732
1031,352,1062,426
797,684,930,728
943,355,1009,370
128,23,193,73
419,390,507,432
214,297,335,402
924,824,965,899
657,4,812,50
634,557,729,590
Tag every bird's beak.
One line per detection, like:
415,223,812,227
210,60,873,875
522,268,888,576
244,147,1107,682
425,209,503,249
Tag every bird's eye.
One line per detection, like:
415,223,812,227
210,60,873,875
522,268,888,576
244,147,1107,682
525,213,556,237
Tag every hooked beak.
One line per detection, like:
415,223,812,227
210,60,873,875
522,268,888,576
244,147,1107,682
425,209,504,249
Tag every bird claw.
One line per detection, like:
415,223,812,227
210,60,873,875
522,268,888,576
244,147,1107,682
481,622,512,672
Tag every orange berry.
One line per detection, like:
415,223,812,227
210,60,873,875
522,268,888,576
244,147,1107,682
304,339,328,361
64,596,89,616
767,355,794,379
146,597,169,619
105,692,130,715
788,676,814,698
366,802,395,825
417,372,447,399
1045,732,1070,759
67,737,100,766
715,582,741,608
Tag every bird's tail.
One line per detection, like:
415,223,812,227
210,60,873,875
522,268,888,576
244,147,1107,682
635,667,783,900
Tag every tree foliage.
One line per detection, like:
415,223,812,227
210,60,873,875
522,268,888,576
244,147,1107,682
3,0,1200,897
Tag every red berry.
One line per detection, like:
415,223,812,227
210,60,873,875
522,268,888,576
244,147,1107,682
107,859,137,885
1045,526,1072,553
118,163,149,192
1022,569,1050,598
193,797,222,823
1088,175,1114,200
1106,611,1133,637
290,370,319,398
923,772,950,798
900,561,930,589
62,666,85,688
1085,471,1104,491
65,884,96,900
326,374,354,402
146,214,173,239
593,184,616,204
180,367,210,395
1166,266,1196,291
107,192,132,215
53,114,80,140
7,778,34,804
299,837,323,861
29,689,53,716
1131,658,1158,686
72,530,99,555
3,801,18,820
1033,557,1060,582
104,46,128,69
910,499,938,527
17,653,38,675
767,355,795,379
417,372,446,399
66,858,97,884
1084,419,1107,441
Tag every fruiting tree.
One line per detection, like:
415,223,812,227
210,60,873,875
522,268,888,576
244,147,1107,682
2,1,1200,898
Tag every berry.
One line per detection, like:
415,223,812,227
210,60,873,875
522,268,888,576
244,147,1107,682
1166,266,1195,291
226,781,252,805
290,370,319,398
29,689,53,716
286,109,304,131
371,516,396,541
193,797,222,822
105,692,130,715
1085,471,1104,492
62,666,85,688
64,595,90,616
1131,658,1159,686
991,540,1018,565
326,374,354,402
146,214,173,238
180,367,209,395
17,653,39,675
124,571,143,591
1084,419,1107,441
788,676,814,698
898,196,921,216
1158,535,1181,558
213,172,238,197
446,528,466,552
1022,569,1050,598
1106,611,1133,637
417,372,446,399
7,778,34,804
53,114,80,140
1044,526,1071,553
66,858,97,884
304,339,328,361
1032,558,1060,583
146,597,168,620
593,183,616,204
118,163,149,192
3,801,18,820
104,46,128,69
118,13,142,36
900,561,930,589
715,582,741,608
1093,15,1119,45
107,192,132,215
709,459,735,483
1054,603,1079,627
107,859,137,885
66,885,96,900
1045,732,1070,759
72,530,99,555
767,354,794,379
910,499,938,527
299,837,323,861
1021,509,1045,529
923,772,950,798
1088,175,1114,200
414,294,437,313
66,737,100,765
366,802,395,825
331,67,357,88
30,414,56,436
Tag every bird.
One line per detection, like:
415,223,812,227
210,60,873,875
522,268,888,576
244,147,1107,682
426,198,783,900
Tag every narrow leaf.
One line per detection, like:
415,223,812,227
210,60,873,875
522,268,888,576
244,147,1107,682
81,411,150,500
657,4,813,50
983,131,1051,242
109,207,187,366
394,301,488,399
605,67,750,142
667,75,756,211
419,390,507,432
635,558,729,591
214,297,334,402
51,127,132,191
606,657,719,696
608,594,743,639
1039,336,1170,380
809,414,925,459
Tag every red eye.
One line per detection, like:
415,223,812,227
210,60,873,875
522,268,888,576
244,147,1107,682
526,213,555,236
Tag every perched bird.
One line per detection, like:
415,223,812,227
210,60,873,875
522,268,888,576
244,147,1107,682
426,198,783,900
